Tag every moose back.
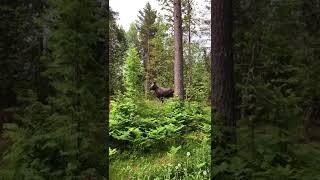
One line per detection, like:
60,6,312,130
149,82,174,103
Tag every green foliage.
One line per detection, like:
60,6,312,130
123,46,144,98
109,97,210,179
126,23,140,49
110,98,210,151
137,2,157,49
184,45,210,101
136,2,158,97
0,91,54,179
109,7,128,95
149,17,174,88
0,1,46,108
212,131,320,180
210,0,320,179
43,0,107,177
1,0,108,179
110,133,210,180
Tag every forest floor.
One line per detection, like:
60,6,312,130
110,131,210,180
109,99,211,180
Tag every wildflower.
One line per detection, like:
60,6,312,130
184,168,187,171
175,166,179,170
178,163,181,167
203,170,207,176
187,152,191,157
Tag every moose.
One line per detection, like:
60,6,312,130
149,81,174,103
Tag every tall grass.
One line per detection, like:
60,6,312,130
110,132,210,180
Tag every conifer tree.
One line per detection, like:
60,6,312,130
0,1,46,110
1,0,108,178
126,23,140,49
136,2,157,97
211,0,236,143
150,18,174,87
123,46,144,98
174,0,185,100
43,0,107,177
109,8,128,95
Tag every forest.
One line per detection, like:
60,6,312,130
0,0,108,179
109,0,211,179
1,0,320,179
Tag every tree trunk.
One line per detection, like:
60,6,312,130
187,0,192,89
211,0,236,143
174,0,184,100
144,38,150,97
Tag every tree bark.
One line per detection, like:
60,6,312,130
144,38,150,97
211,0,236,143
187,0,193,91
174,0,184,100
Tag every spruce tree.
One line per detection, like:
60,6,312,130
44,0,107,178
126,23,140,49
150,18,174,88
1,0,108,178
109,8,128,95
136,2,157,97
123,46,144,98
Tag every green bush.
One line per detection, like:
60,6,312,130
109,98,210,151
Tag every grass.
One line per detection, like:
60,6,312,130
109,98,211,179
110,132,210,180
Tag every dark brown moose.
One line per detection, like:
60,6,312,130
150,81,174,103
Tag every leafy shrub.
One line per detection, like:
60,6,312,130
211,121,320,180
109,98,210,151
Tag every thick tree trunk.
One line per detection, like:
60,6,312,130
211,0,236,143
174,0,184,100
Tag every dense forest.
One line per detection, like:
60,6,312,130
213,0,320,179
109,0,320,179
0,0,108,179
109,0,211,178
1,0,320,179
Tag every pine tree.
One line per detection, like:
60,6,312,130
211,0,236,143
174,0,185,100
136,2,157,97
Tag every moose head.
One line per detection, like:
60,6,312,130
149,81,158,91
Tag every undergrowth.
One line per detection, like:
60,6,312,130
109,97,210,179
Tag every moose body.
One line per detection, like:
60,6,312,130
150,82,174,103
